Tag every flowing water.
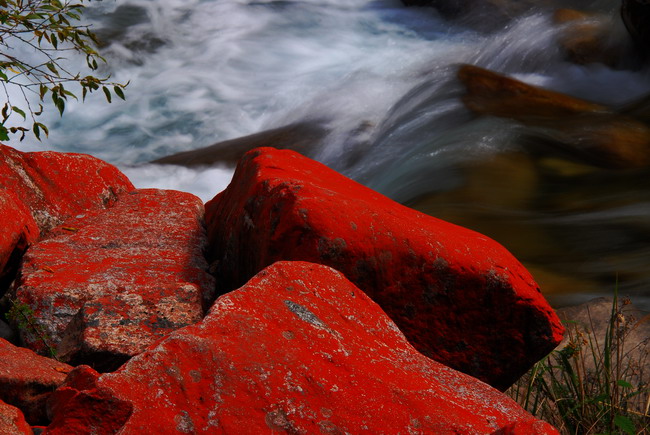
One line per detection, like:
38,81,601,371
9,0,650,309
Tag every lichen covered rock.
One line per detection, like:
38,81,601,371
204,147,563,390
0,144,134,293
0,144,134,235
0,399,32,435
12,189,215,371
46,261,558,434
0,338,72,425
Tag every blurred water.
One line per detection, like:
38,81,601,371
8,0,650,309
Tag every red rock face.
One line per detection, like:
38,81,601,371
205,147,564,390
0,400,32,435
0,145,134,290
0,145,134,235
0,338,72,425
0,190,38,288
12,189,215,371
46,262,558,434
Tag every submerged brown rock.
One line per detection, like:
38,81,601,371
151,121,328,167
457,63,650,169
553,8,629,67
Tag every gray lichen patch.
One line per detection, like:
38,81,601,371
284,300,328,331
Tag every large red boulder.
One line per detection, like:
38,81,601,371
46,262,558,434
11,189,215,371
0,145,134,291
0,338,72,425
0,400,32,435
205,147,564,390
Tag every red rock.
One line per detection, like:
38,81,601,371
0,338,72,425
0,145,134,290
204,147,564,390
0,400,32,435
12,189,215,371
0,144,134,235
0,190,38,288
46,262,558,434
45,366,107,427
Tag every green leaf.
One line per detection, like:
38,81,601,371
614,415,636,435
36,122,48,137
11,106,25,119
52,93,65,116
0,124,9,141
102,86,111,103
33,123,41,140
114,86,125,100
63,89,77,100
56,98,65,116
46,62,58,76
617,380,634,389
0,70,7,81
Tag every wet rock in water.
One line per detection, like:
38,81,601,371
204,147,563,390
457,64,650,169
11,189,215,371
553,8,630,67
621,0,650,56
0,400,32,435
620,91,650,123
45,261,559,434
405,152,560,261
0,338,73,425
152,121,329,167
0,145,134,293
458,63,607,118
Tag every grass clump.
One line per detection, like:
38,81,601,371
5,298,59,361
508,290,650,434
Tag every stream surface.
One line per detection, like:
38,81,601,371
10,0,650,309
